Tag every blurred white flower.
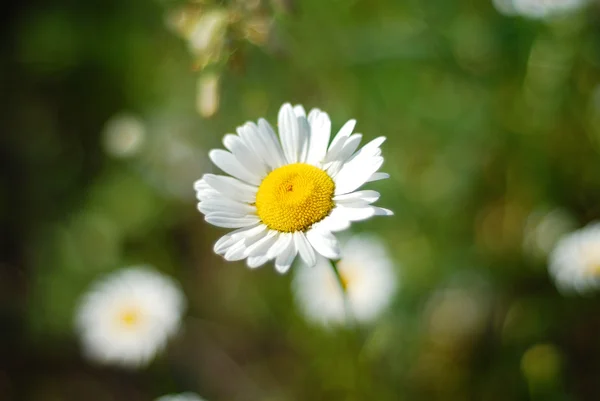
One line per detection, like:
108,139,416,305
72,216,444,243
292,234,397,327
188,9,229,67
136,113,207,201
523,208,576,260
195,103,391,273
75,266,186,368
156,393,206,401
549,222,600,294
425,281,490,347
196,72,220,118
102,113,146,158
493,0,588,19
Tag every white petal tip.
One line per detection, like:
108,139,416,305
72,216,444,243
375,207,394,216
275,265,292,274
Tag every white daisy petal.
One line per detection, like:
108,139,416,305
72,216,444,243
205,214,260,228
257,118,287,168
213,224,268,255
208,149,262,185
203,174,258,203
294,232,317,267
334,156,384,195
334,190,380,206
222,133,268,177
328,119,356,152
267,232,293,260
194,179,220,201
297,114,311,163
278,103,300,163
293,104,307,117
335,206,377,222
214,234,235,254
238,122,282,171
306,109,332,166
193,178,210,192
245,230,279,257
324,133,362,164
372,206,394,216
275,237,298,274
224,240,249,261
306,226,341,259
247,255,270,269
367,172,390,182
198,198,256,216
318,210,352,232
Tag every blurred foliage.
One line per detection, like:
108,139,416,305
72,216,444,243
2,0,600,400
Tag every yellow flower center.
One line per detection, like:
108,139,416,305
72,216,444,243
255,163,335,233
116,307,141,329
586,262,600,277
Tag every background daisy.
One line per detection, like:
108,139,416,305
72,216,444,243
549,222,600,294
493,0,588,19
75,266,186,368
293,234,397,327
195,103,391,273
156,393,206,401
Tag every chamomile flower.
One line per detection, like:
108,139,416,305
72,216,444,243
549,222,600,294
75,266,186,368
194,103,391,273
293,234,397,327
156,393,206,401
493,0,588,19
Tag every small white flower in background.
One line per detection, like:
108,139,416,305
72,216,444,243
549,222,600,294
196,72,220,118
293,235,397,327
75,266,186,368
493,0,588,19
102,113,146,158
523,208,576,260
156,393,206,401
194,103,392,273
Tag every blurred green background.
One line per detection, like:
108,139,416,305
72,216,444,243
2,0,600,400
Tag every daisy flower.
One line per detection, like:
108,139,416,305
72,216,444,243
549,222,600,294
194,103,391,273
292,234,397,327
156,393,206,401
75,266,186,368
493,0,588,19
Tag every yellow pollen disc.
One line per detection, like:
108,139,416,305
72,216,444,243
585,262,600,277
255,163,335,233
117,307,141,329
337,262,355,291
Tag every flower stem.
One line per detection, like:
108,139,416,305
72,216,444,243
328,259,355,327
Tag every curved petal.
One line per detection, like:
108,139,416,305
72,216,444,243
278,103,308,164
306,226,341,260
334,156,384,195
209,149,262,185
222,133,268,178
205,214,260,228
257,118,287,168
203,174,258,203
294,232,316,267
275,237,297,274
328,119,356,152
306,109,331,166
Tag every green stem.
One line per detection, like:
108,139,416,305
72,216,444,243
328,259,355,327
